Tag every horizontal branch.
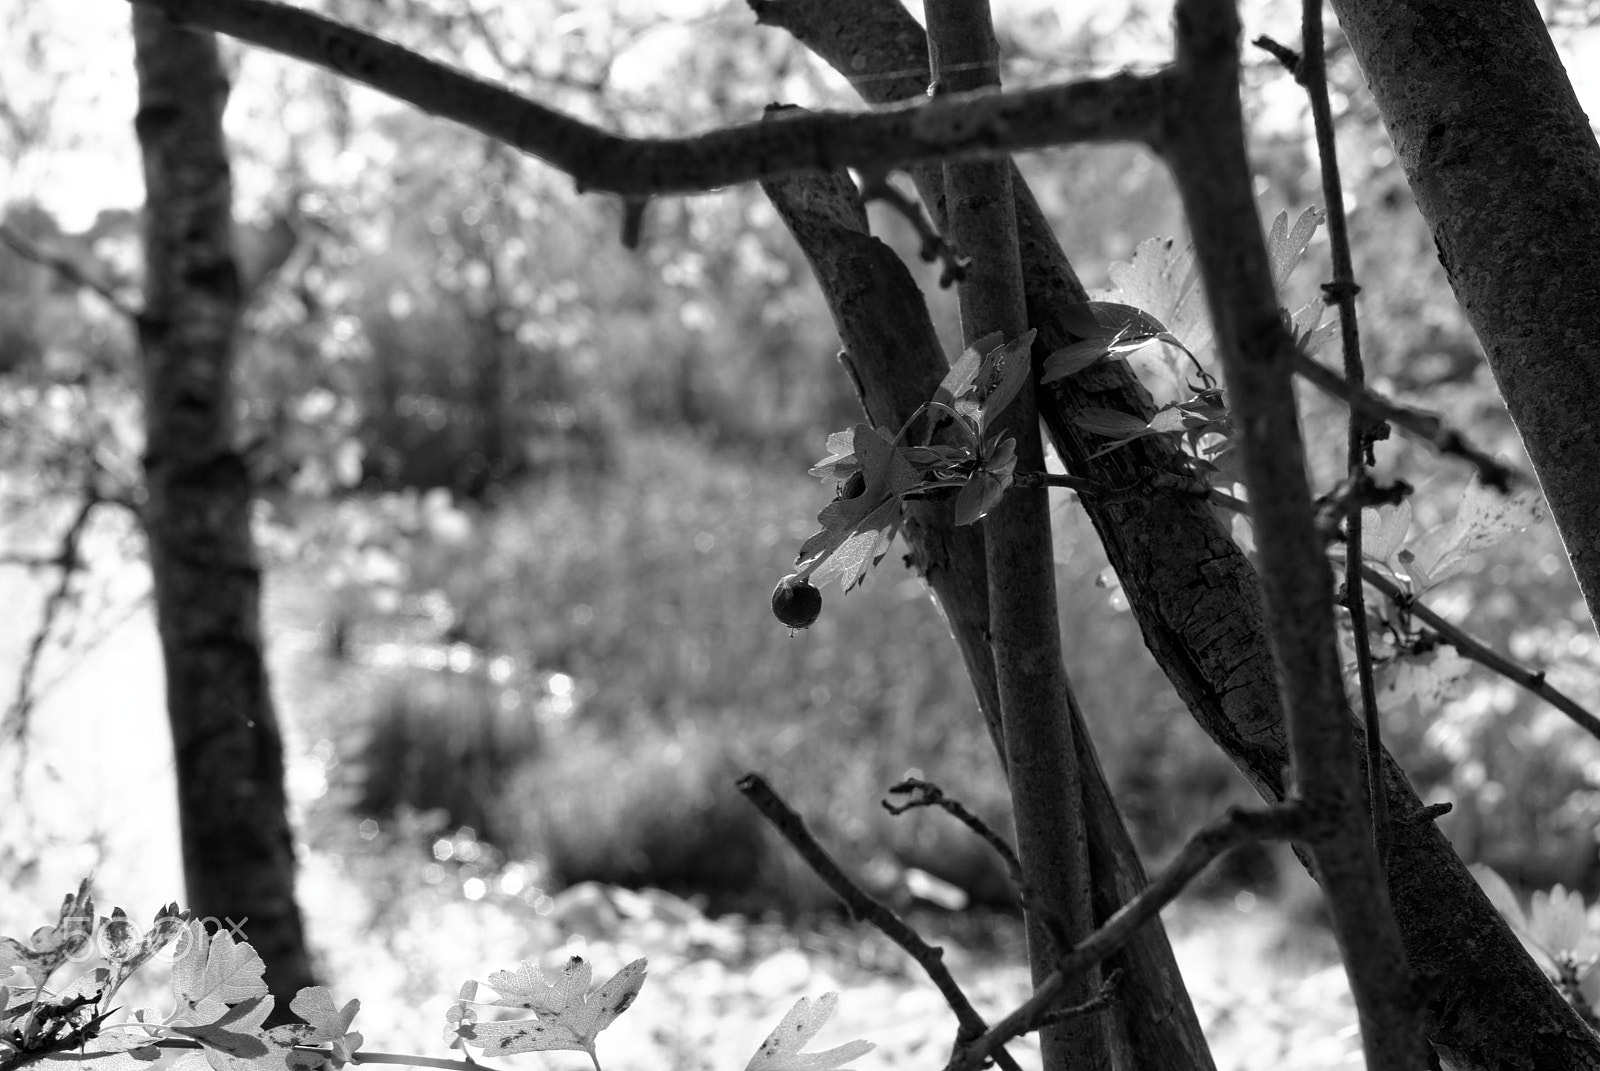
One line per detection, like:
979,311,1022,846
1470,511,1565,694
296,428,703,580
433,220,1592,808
127,0,1167,196
948,803,1313,1071
0,224,140,319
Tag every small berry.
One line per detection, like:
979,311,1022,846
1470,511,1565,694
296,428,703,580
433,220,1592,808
771,575,823,630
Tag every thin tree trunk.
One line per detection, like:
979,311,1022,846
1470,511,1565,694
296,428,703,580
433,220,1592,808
762,162,1217,1071
132,6,315,1004
1329,0,1600,635
921,1,1104,1067
751,0,1600,1065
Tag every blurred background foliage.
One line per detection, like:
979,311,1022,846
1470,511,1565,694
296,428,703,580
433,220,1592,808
2,0,1598,932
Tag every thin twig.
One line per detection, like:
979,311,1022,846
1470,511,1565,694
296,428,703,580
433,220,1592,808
2,487,102,749
1205,488,1600,737
1293,351,1521,493
885,778,1023,885
1290,4,1389,862
1011,470,1099,493
946,803,1314,1071
856,170,970,285
737,773,1026,1071
0,225,140,320
1358,564,1600,742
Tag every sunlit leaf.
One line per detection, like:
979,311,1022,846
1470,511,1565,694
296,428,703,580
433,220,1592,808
744,993,873,1071
1267,206,1324,293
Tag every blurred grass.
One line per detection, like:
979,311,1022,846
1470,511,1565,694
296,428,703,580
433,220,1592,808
331,431,1262,915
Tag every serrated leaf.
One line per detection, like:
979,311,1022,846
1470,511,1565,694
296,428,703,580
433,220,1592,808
462,958,647,1071
105,907,187,1005
0,880,95,984
172,996,294,1071
1267,206,1324,293
1144,408,1189,434
795,426,913,592
1408,479,1543,587
1361,501,1413,573
1102,236,1214,358
744,993,873,1071
38,1036,162,1071
169,922,269,1024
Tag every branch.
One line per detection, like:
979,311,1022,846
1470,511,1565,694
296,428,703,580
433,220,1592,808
946,803,1313,1071
124,0,1168,196
1285,4,1388,860
1293,351,1521,493
736,773,1027,1071
2,488,101,749
1357,563,1600,742
884,778,1023,886
0,224,140,319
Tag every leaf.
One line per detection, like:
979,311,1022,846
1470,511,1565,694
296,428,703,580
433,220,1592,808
463,958,647,1071
37,1036,162,1071
1040,339,1114,383
953,437,1017,526
171,996,294,1071
1406,478,1543,588
1361,501,1413,574
268,987,363,1069
169,921,269,1024
1072,408,1152,440
744,993,873,1071
796,426,914,592
1102,236,1214,359
931,331,1004,412
0,879,96,984
105,906,187,1004
1266,206,1324,293
973,330,1036,433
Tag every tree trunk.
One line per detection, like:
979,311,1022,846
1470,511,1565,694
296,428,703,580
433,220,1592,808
761,161,1217,1071
752,0,1600,1065
131,6,315,1004
1330,0,1600,634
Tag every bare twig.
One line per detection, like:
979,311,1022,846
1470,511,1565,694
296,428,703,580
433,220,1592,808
124,0,1169,197
885,778,1023,885
2,487,102,749
1358,564,1600,741
1208,487,1600,743
1011,470,1098,493
737,773,1026,1071
1293,352,1521,492
855,170,969,285
946,803,1313,1071
0,224,140,320
1286,5,1389,861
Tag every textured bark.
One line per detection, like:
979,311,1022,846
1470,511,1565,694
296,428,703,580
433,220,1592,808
132,7,315,1005
1329,0,1600,634
761,163,1216,1071
1166,3,1427,1065
923,2,1103,1067
753,0,1600,1065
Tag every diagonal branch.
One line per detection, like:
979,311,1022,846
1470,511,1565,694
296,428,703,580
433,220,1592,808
736,773,1028,1071
947,802,1314,1071
124,0,1167,196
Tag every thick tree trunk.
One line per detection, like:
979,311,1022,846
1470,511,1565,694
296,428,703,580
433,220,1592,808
751,0,1600,1065
762,162,1218,1071
131,7,315,1004
1330,0,1600,633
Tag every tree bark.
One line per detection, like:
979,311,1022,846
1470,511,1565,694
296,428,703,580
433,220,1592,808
752,0,1600,1065
132,6,315,1005
922,1,1104,1067
1329,0,1600,635
761,162,1217,1071
1166,3,1427,1064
